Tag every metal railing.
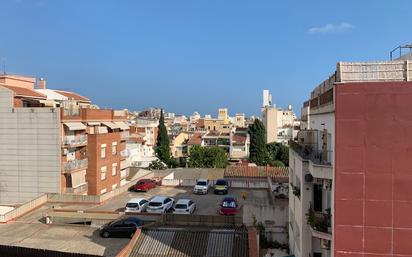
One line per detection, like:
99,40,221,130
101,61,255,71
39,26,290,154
289,140,332,165
64,159,88,172
62,135,87,146
65,183,88,194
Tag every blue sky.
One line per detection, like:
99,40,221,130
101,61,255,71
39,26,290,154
1,0,412,117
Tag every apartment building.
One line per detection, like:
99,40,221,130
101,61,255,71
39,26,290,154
0,74,129,203
261,93,297,144
133,118,158,147
289,59,412,257
232,113,246,128
229,128,250,160
0,75,60,204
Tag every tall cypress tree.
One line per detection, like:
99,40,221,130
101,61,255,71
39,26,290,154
249,119,268,166
155,109,172,166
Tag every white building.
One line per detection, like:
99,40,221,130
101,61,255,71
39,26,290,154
262,89,272,107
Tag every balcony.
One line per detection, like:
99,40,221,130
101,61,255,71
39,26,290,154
290,140,332,163
120,149,130,158
63,159,88,173
120,159,130,170
120,131,130,141
65,183,88,194
120,168,129,179
62,135,87,147
307,207,332,240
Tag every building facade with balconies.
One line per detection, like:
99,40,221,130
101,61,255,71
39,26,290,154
0,74,130,204
289,58,412,257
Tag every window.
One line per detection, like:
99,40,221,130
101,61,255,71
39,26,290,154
101,166,107,180
112,163,117,176
112,142,117,155
101,144,107,159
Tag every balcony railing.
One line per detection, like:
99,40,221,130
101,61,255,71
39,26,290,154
62,135,87,146
63,159,88,172
306,207,332,234
289,140,332,165
65,183,88,194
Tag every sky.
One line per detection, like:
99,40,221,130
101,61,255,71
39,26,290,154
1,0,412,117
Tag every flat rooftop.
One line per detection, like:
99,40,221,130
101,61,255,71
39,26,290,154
0,223,128,257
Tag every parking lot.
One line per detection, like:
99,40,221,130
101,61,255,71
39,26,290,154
0,184,277,256
90,185,271,216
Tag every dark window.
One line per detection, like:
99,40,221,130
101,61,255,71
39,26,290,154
313,184,323,212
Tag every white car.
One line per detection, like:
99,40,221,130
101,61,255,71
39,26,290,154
146,196,175,213
173,199,196,214
193,179,211,194
125,198,149,213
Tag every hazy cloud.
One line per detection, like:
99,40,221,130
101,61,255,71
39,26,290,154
308,22,354,34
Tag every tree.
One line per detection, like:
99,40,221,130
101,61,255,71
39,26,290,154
148,160,167,170
155,109,176,167
249,119,269,165
188,146,228,168
267,142,289,166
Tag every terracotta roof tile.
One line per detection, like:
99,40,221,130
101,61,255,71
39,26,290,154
187,133,202,145
224,166,288,182
53,90,90,103
232,135,246,144
0,84,47,99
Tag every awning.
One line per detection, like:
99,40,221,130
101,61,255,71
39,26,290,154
87,122,101,126
102,121,120,129
63,122,86,131
114,121,130,130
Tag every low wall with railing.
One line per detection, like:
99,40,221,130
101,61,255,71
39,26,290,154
160,178,269,189
0,194,48,223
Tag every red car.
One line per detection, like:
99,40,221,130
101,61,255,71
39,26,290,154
133,179,157,192
218,197,239,215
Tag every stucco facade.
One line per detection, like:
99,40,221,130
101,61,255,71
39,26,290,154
0,86,61,204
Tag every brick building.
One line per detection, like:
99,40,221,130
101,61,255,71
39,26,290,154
0,74,129,204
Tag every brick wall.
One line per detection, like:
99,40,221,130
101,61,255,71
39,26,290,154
86,132,121,195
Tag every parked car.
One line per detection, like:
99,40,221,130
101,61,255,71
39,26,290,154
146,196,175,213
100,216,143,238
172,199,196,214
218,196,239,216
193,179,211,194
213,179,229,194
133,179,157,192
125,198,149,213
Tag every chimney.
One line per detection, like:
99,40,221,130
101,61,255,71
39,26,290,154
37,78,46,89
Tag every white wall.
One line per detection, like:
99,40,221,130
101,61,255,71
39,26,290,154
0,87,61,204
309,113,335,164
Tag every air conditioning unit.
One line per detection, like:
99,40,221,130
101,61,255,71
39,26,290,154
320,239,331,249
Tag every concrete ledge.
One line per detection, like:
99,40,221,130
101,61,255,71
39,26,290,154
308,160,333,180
